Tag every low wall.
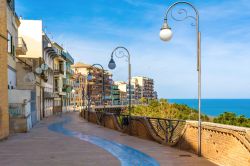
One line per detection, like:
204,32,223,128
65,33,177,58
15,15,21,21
9,117,29,133
8,90,32,133
129,117,155,141
83,111,250,166
178,121,250,166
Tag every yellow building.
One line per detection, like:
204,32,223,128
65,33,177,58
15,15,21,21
71,73,85,109
0,0,9,139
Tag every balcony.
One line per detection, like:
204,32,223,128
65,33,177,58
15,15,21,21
66,66,74,75
64,79,73,87
16,37,28,55
54,86,66,96
54,68,64,76
44,92,55,99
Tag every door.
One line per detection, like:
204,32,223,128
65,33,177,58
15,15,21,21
31,91,37,126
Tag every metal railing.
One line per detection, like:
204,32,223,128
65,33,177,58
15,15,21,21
16,37,28,55
88,111,186,145
18,37,27,50
9,104,26,118
146,117,186,145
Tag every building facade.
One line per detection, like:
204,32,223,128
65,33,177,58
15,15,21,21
131,76,155,100
43,33,57,117
111,85,120,105
0,0,9,139
53,42,66,114
72,73,85,109
115,81,128,105
18,20,48,124
62,50,74,112
72,62,112,107
7,0,20,91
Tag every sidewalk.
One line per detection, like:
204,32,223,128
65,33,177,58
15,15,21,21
0,113,216,166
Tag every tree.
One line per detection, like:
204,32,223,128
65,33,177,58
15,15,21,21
139,97,147,104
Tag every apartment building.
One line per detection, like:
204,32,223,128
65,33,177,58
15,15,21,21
130,78,142,104
62,50,74,112
115,81,128,105
72,73,85,109
0,0,10,139
6,0,20,91
132,76,155,100
53,42,66,114
42,33,57,117
18,20,52,124
71,62,112,106
111,84,120,105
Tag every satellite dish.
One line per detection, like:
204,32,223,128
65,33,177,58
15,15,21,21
24,72,36,83
35,67,43,74
41,63,49,71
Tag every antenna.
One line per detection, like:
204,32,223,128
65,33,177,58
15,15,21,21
43,26,47,33
47,32,53,40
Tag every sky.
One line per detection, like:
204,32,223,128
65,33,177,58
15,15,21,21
16,0,250,99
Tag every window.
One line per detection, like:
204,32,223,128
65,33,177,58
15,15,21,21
8,32,12,54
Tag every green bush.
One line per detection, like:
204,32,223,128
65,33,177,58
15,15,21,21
123,99,250,128
124,98,209,121
213,112,250,127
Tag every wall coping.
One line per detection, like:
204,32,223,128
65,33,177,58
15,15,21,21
186,120,250,132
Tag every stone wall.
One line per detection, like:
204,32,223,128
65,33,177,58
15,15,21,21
177,121,250,166
129,117,155,141
9,117,29,133
103,113,117,130
83,111,250,166
0,0,9,140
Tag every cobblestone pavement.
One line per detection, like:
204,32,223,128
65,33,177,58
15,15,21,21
0,112,217,166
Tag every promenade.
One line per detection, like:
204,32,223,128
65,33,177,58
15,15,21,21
0,113,216,166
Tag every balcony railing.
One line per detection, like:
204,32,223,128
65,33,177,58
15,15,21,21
54,69,64,75
44,92,55,99
16,37,28,55
66,66,74,75
9,104,26,118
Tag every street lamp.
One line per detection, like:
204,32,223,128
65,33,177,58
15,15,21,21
159,1,202,156
72,89,76,112
108,46,132,120
87,64,106,111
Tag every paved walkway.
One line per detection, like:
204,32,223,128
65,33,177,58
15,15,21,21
0,113,216,166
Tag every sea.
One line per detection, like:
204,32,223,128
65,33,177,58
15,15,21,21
168,99,250,118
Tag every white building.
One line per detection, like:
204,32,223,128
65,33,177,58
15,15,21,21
18,20,56,123
114,81,128,105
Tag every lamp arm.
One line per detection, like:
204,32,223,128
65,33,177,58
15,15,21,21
111,46,130,61
165,1,199,30
164,1,200,71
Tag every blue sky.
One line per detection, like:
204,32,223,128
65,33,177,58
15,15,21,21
16,0,250,99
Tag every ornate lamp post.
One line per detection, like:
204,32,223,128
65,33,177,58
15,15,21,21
159,1,202,156
108,47,132,118
87,64,106,112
